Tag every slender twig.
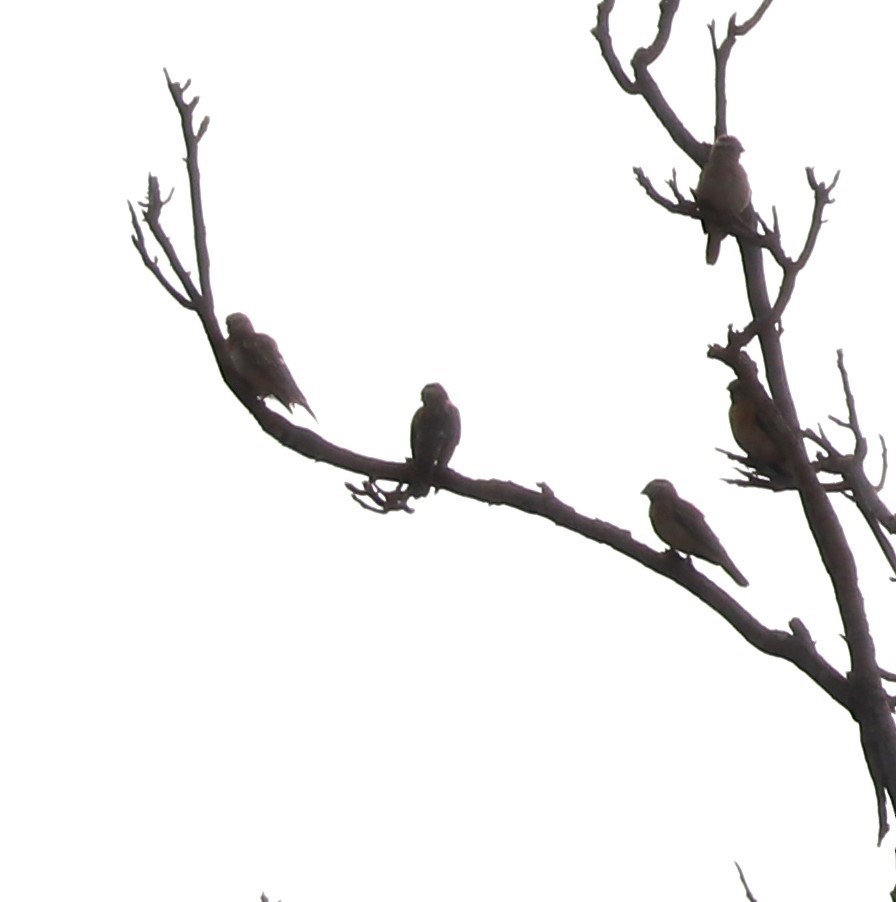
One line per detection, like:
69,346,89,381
129,201,193,308
138,175,203,307
164,69,214,313
735,169,839,344
734,861,759,902
710,0,776,136
878,436,889,495
633,167,696,215
346,479,415,514
795,168,840,268
809,353,896,574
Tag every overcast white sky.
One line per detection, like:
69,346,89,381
3,1,896,899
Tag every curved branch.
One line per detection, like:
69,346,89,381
632,0,680,66
175,344,856,709
591,0,637,93
129,89,850,711
592,0,702,163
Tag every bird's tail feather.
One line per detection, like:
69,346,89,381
409,461,435,498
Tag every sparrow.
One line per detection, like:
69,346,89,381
409,383,461,497
225,313,316,420
694,135,751,265
642,479,748,587
727,379,788,475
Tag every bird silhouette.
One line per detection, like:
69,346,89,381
694,135,751,265
642,479,748,587
225,313,316,420
409,383,461,497
728,379,788,475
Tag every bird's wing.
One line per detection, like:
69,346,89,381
252,334,290,383
674,498,747,585
437,403,462,468
410,406,439,496
671,498,728,563
411,406,430,461
252,334,315,417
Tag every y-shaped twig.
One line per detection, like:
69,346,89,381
129,190,194,309
709,0,776,136
732,168,840,347
130,175,203,307
592,0,702,163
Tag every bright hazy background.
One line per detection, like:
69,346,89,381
3,1,896,899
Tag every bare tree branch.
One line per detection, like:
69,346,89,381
709,0,776,135
806,352,896,577
129,198,193,309
163,69,214,311
136,175,203,307
592,0,703,163
632,0,680,66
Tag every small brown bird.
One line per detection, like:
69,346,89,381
642,479,748,587
409,383,461,497
694,135,751,265
728,379,788,475
225,313,316,420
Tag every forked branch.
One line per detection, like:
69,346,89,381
709,0,775,135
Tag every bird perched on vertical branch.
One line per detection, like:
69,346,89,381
642,479,748,587
727,379,788,475
225,313,316,421
409,383,461,497
694,135,751,265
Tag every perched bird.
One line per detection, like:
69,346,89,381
642,479,748,587
694,134,751,265
409,383,461,497
727,379,788,475
225,313,316,420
